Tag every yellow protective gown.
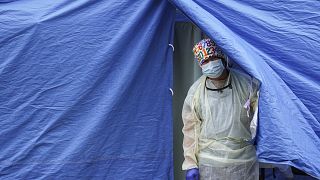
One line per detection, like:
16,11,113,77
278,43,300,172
182,69,259,180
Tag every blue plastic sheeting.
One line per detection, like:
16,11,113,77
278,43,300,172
0,0,175,179
175,10,192,22
171,0,320,178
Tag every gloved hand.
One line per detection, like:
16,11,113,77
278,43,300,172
186,168,199,180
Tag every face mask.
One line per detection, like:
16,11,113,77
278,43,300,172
201,59,225,78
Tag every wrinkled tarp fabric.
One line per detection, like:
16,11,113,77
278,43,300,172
171,0,320,178
0,0,175,179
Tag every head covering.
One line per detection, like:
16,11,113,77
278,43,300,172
193,38,225,65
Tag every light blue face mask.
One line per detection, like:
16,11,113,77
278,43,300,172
201,59,225,78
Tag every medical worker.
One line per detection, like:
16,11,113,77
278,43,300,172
182,39,260,180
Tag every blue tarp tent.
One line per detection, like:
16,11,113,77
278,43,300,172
0,0,319,179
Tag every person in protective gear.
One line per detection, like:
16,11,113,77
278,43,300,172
182,38,260,180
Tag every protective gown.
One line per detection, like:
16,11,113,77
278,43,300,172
182,69,260,180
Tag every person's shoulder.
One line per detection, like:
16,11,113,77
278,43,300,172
187,76,205,95
230,69,260,90
230,69,251,81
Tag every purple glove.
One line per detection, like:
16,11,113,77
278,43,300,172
186,168,199,180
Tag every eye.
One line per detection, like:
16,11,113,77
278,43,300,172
211,57,220,61
202,60,209,65
208,56,216,61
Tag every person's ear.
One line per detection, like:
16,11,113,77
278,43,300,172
221,58,227,68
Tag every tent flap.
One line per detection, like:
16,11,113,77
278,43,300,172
0,0,175,179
